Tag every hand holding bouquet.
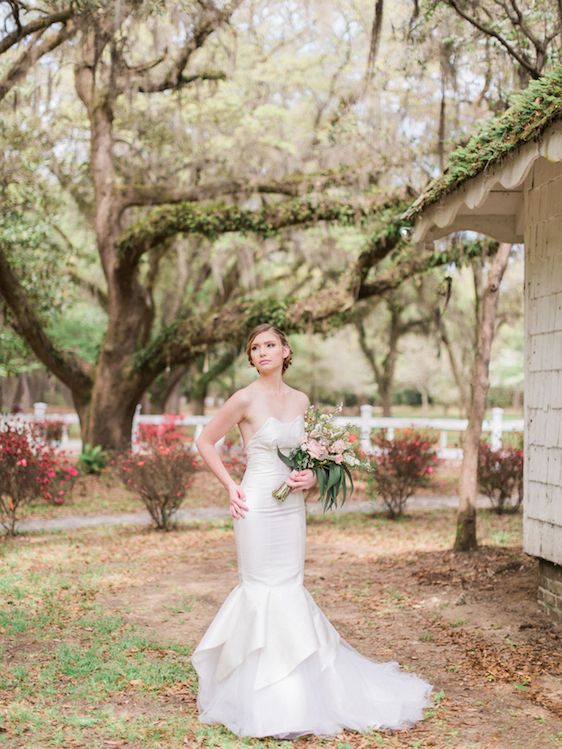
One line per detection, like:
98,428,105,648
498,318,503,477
273,404,366,511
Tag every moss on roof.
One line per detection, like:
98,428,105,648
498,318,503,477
403,65,562,222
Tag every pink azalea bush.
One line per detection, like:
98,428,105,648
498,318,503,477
136,413,185,449
366,428,439,518
0,423,79,535
116,443,197,531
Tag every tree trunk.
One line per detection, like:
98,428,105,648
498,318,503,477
189,391,207,416
438,317,469,413
81,363,142,450
380,386,392,417
185,356,208,415
420,385,430,412
150,366,186,413
454,243,511,551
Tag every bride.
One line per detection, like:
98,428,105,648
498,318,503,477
191,322,434,739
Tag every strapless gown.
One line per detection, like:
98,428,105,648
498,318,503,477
190,415,434,739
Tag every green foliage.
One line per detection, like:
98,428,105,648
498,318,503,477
0,328,40,379
47,302,107,366
118,198,363,261
244,298,290,332
78,444,109,475
0,210,71,319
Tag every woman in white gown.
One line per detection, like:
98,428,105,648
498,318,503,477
191,323,434,739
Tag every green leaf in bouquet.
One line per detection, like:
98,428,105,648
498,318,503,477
341,471,347,502
341,463,355,495
316,467,323,498
327,463,340,492
276,447,294,468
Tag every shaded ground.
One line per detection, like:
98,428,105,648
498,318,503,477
1,507,560,749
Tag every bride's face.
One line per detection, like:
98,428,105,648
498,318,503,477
250,332,289,373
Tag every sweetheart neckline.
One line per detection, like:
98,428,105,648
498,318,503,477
244,414,304,449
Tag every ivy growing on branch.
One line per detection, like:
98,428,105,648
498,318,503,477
117,198,371,268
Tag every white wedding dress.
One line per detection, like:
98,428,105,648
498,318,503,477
190,415,433,739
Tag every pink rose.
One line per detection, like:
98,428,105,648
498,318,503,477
306,439,326,460
331,439,346,454
333,454,343,464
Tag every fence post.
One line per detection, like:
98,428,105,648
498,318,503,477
491,407,503,450
360,404,373,453
33,402,47,419
61,420,70,447
439,430,448,456
131,403,142,451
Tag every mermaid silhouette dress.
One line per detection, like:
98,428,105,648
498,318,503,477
190,415,433,739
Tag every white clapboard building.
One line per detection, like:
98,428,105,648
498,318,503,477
403,67,562,623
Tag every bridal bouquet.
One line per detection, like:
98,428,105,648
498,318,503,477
273,404,366,511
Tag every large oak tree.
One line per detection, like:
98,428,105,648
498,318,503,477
0,1,428,449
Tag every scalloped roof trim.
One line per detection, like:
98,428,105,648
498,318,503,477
410,121,562,242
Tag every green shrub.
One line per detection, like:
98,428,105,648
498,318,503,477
78,444,109,475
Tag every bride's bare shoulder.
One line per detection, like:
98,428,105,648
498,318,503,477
287,385,310,410
227,385,252,410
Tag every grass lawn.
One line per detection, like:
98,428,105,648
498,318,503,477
1,506,560,749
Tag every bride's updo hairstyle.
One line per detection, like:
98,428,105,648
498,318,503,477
245,323,293,374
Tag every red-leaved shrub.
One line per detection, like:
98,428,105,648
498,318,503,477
0,423,78,535
366,428,438,518
116,444,197,530
478,441,523,514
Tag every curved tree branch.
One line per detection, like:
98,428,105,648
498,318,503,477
0,7,74,55
443,0,541,78
117,169,374,210
0,243,93,397
132,200,411,381
116,197,369,270
114,0,242,95
0,19,77,101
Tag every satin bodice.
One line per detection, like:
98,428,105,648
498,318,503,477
243,415,304,468
240,415,305,511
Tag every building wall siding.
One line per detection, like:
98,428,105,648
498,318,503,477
524,157,562,568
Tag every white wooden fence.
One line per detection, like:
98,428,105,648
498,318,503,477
1,402,524,458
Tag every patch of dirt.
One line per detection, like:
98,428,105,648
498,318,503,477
96,516,562,749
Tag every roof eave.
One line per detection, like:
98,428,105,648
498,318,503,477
408,120,562,244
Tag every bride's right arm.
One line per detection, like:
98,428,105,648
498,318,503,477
195,391,250,519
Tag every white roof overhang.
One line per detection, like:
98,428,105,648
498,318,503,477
411,121,562,244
